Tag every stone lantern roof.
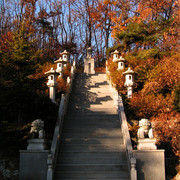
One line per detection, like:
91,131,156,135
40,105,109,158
111,49,119,55
45,68,59,75
60,50,70,56
54,57,66,64
123,67,136,75
116,56,126,62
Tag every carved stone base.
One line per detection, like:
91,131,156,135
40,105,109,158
27,139,47,150
137,138,157,150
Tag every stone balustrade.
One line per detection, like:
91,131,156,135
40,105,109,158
106,73,137,180
46,67,75,180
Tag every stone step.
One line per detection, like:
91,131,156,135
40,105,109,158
59,144,125,152
68,105,116,110
58,151,126,158
61,132,123,139
65,114,119,120
55,179,129,180
60,137,123,145
62,127,122,134
67,108,117,114
73,91,113,95
73,87,111,93
68,103,115,109
55,164,128,171
54,170,129,179
69,96,114,102
70,96,114,101
63,122,120,128
56,156,127,164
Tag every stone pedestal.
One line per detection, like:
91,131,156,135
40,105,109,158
19,138,48,180
27,139,47,150
19,150,49,180
137,138,157,150
84,57,95,74
133,150,165,180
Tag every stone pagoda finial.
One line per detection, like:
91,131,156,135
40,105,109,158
123,67,136,98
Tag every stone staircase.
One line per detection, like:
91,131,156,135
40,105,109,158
54,73,130,180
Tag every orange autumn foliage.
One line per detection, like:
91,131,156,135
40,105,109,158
129,93,174,118
152,112,180,158
107,57,126,93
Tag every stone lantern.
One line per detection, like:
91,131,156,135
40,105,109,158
116,56,126,70
54,57,66,78
60,50,70,67
54,57,64,72
45,68,59,102
84,47,95,74
112,50,119,62
123,67,136,98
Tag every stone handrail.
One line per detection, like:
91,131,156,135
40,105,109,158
117,95,137,180
47,68,75,180
107,78,137,180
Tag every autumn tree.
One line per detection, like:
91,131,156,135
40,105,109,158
0,25,43,124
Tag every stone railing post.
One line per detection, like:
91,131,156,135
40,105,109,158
47,154,53,180
130,157,137,180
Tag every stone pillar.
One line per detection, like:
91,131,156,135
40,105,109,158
71,66,74,74
84,47,95,74
49,86,56,102
67,76,71,84
73,60,76,71
127,86,133,98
